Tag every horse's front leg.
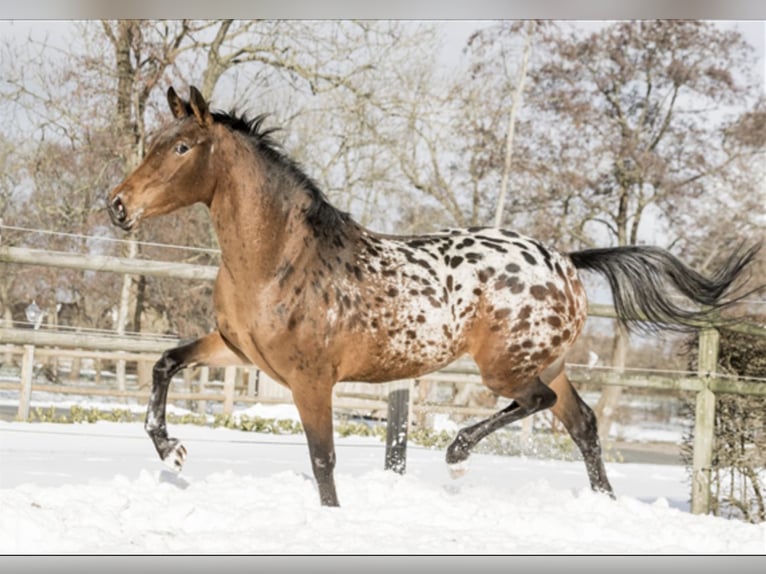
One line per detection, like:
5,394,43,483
146,330,245,471
292,383,339,507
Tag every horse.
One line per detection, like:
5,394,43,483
107,85,758,507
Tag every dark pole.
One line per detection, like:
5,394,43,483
384,380,410,474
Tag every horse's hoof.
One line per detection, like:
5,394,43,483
162,439,187,473
447,459,470,479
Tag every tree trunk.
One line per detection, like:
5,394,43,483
493,24,531,228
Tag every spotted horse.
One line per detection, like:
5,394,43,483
107,86,759,507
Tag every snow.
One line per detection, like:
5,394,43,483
2,414,765,554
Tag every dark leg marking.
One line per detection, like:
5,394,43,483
446,379,556,473
549,374,615,497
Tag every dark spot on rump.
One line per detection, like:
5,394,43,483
446,275,454,291
521,339,534,349
547,315,562,328
513,320,531,333
437,240,453,255
505,263,520,274
407,239,428,249
499,229,520,238
522,251,537,266
477,267,496,283
475,234,507,244
397,246,415,259
465,252,484,264
518,306,532,320
480,241,509,254
387,287,399,297
508,277,524,294
494,308,511,320
416,314,426,323
442,325,453,339
562,329,572,340
531,349,550,362
494,275,524,293
530,285,547,300
456,238,475,249
406,329,417,340
422,286,437,296
449,256,463,269
551,335,562,346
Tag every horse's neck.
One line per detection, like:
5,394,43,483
208,175,321,284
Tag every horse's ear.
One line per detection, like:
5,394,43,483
189,86,212,127
167,87,187,119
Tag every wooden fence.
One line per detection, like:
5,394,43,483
2,244,766,516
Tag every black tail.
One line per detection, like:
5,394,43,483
569,243,761,332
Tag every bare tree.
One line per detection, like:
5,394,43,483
459,20,765,438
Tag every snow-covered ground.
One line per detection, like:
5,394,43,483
2,412,765,554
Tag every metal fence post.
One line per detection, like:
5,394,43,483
691,327,719,515
384,379,411,474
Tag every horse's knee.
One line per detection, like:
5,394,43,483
153,349,182,382
516,380,557,413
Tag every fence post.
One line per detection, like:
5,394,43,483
247,368,258,397
691,327,719,515
384,379,411,474
223,366,236,415
197,366,209,414
17,344,35,421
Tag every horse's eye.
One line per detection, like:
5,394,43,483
174,143,190,155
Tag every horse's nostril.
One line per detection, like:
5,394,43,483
110,196,126,222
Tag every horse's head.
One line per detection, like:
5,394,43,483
108,86,217,231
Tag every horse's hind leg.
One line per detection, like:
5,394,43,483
147,330,245,471
446,377,556,476
549,371,614,497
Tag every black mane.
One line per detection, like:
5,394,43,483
211,108,352,239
